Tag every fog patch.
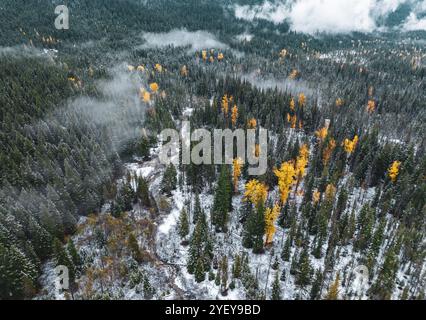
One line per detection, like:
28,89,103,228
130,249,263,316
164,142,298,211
62,63,148,153
139,28,229,52
242,72,315,98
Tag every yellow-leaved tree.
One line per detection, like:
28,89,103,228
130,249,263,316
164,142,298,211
367,100,376,113
274,161,296,204
231,105,238,126
322,138,336,165
221,94,229,116
343,135,359,155
315,126,328,142
335,98,344,107
388,161,401,182
265,204,281,245
298,93,306,107
325,184,336,201
248,118,257,129
244,180,268,207
290,98,296,111
155,63,163,73
290,115,297,129
312,189,321,204
232,158,243,193
295,144,309,187
149,82,159,93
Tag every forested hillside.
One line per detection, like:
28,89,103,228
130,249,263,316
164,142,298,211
0,0,424,300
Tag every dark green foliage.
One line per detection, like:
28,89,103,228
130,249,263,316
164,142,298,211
161,164,177,196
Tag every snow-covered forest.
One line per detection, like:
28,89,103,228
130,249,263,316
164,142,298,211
0,0,425,300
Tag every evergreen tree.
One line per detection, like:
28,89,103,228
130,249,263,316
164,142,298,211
370,247,399,299
137,176,151,207
212,165,232,232
193,192,203,224
128,233,142,263
187,214,212,277
177,208,189,241
242,202,266,253
310,268,324,300
271,272,281,300
281,236,291,261
161,164,177,196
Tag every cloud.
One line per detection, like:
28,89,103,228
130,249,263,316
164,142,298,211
233,0,426,34
64,63,148,152
140,28,228,52
403,13,426,31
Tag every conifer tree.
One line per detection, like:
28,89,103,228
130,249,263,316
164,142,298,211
128,233,142,263
370,247,399,299
310,269,324,300
212,165,232,232
161,164,177,196
177,208,189,241
137,176,151,207
187,213,212,277
281,236,291,262
193,192,203,224
271,272,281,300
242,202,266,253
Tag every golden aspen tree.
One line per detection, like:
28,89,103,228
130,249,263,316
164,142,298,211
221,94,229,116
265,204,281,245
335,98,344,107
231,105,238,126
137,65,145,72
149,82,159,93
343,135,359,155
367,100,376,113
274,161,296,204
244,180,268,207
325,184,336,201
315,126,328,142
298,93,306,107
326,273,340,300
209,56,215,63
142,90,151,103
322,138,336,165
286,113,291,123
290,115,297,129
127,65,135,72
295,144,309,184
279,49,287,58
202,50,207,61
290,98,296,111
248,118,257,129
312,190,321,204
388,161,401,182
232,158,243,193
218,53,224,61
155,63,163,73
298,120,303,129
